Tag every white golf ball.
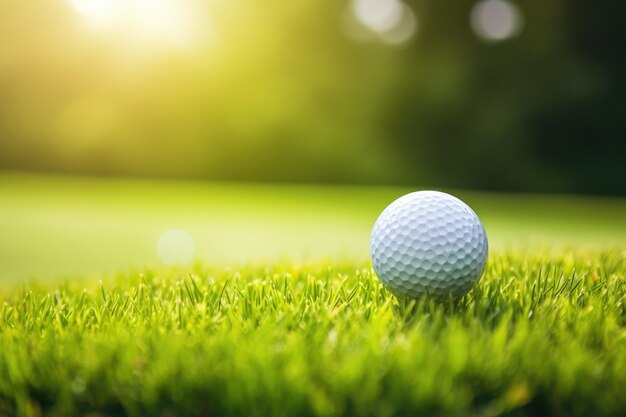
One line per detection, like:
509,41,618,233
370,191,488,298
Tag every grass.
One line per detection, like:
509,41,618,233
1,172,626,281
0,173,625,416
1,249,625,417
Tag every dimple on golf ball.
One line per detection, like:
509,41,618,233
370,191,488,298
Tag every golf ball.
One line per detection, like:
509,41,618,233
370,191,488,297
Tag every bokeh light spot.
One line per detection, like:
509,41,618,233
470,0,522,42
352,0,403,33
380,4,417,45
348,0,417,45
156,229,195,266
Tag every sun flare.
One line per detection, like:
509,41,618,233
69,0,204,47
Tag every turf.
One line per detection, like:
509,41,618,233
1,250,624,417
2,173,626,282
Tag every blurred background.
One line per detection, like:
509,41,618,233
1,0,624,195
1,0,625,281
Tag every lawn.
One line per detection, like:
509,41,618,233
1,252,624,417
1,173,625,282
0,173,625,416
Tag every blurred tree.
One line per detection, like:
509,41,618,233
384,0,626,194
0,0,624,195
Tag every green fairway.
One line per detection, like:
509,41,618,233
1,173,625,282
0,173,625,416
0,251,625,417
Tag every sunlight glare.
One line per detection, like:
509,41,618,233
70,0,116,28
69,0,205,47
